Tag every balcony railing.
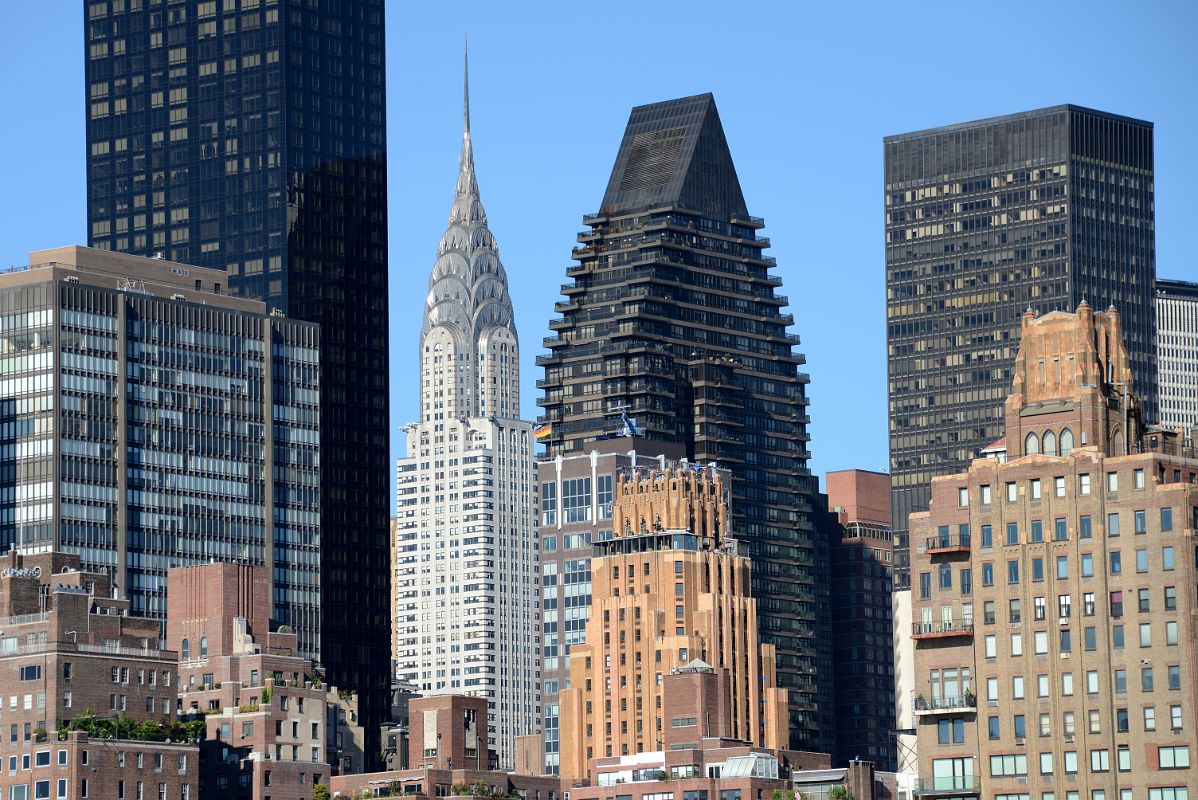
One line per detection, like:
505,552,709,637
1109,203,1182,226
912,621,974,640
925,533,971,554
914,775,978,795
913,693,976,715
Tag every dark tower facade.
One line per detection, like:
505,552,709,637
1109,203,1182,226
885,105,1156,534
83,0,390,764
538,94,831,752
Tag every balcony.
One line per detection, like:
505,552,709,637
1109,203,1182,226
913,693,976,717
914,776,979,796
912,622,974,641
925,533,971,555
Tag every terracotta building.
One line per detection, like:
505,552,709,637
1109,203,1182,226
557,464,788,779
167,563,331,800
0,549,196,800
909,302,1198,797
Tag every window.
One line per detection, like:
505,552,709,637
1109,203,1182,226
1009,599,1021,623
1008,560,1020,585
19,666,41,681
988,715,1000,739
1158,746,1189,769
540,482,557,525
1083,592,1095,616
1113,625,1125,648
1144,706,1156,730
939,563,953,589
1062,672,1074,695
1063,712,1076,737
1031,479,1042,500
1040,752,1053,775
1165,586,1177,610
1056,556,1068,579
1135,510,1147,534
1108,513,1121,537
1142,667,1154,691
919,572,931,600
1163,546,1175,570
1007,481,1017,502
1013,714,1026,738
562,478,592,523
1110,551,1122,575
1039,712,1051,737
987,677,999,701
1011,633,1023,656
1079,474,1091,495
1055,476,1066,497
981,485,992,505
1086,671,1099,694
1063,750,1078,774
1032,558,1045,581
985,635,997,659
1107,471,1119,493
1117,746,1130,773
1116,708,1129,732
990,754,1027,776
958,487,969,508
1168,665,1180,690
1110,591,1123,617
982,563,994,586
1091,749,1110,772
1059,594,1072,619
961,568,972,595
1080,515,1092,539
1054,517,1067,540
984,601,996,625
597,475,613,519
1034,596,1046,621
1135,468,1146,489
1031,520,1043,542
1081,554,1093,577
1114,669,1126,693
1084,627,1096,651
981,525,993,548
199,638,207,658
1006,522,1019,545
1170,704,1183,730
1139,588,1150,612
1060,628,1072,653
1034,631,1048,654
1161,506,1173,531
1013,676,1025,699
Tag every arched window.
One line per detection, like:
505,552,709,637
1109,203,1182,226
1043,430,1058,457
1112,429,1123,457
1025,432,1040,455
200,637,208,658
1060,428,1074,456
181,639,189,660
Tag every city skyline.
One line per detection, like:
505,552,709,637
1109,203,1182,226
3,1,1196,493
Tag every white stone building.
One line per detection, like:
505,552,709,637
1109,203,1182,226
393,65,539,769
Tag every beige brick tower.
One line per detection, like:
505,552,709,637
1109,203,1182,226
909,302,1198,797
557,465,787,779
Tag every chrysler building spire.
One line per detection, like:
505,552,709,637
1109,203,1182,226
419,47,518,421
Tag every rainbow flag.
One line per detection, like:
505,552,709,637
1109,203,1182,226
533,423,552,439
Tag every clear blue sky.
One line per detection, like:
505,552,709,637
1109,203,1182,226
2,1,1195,497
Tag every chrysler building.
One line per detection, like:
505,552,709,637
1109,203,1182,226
394,58,540,768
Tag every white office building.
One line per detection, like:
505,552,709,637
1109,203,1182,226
1156,278,1198,432
394,70,539,769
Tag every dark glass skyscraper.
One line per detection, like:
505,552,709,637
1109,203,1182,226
885,105,1156,533
83,0,390,763
537,94,831,752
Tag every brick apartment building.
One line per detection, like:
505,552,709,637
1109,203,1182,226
167,562,332,800
909,302,1197,797
0,549,196,800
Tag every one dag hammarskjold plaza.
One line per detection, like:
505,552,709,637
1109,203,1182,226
909,301,1196,799
83,0,391,748
0,246,320,657
885,106,1157,540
